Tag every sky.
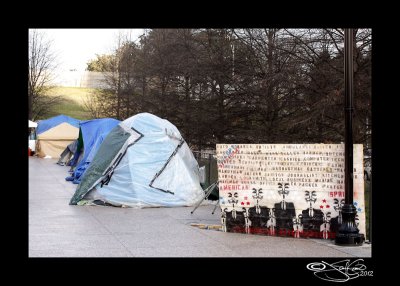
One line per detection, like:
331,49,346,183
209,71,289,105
37,29,145,72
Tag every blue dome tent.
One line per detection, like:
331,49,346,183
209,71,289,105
67,118,120,184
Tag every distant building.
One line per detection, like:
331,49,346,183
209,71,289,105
53,70,109,88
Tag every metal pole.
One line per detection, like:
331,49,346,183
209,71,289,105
369,172,372,243
344,28,354,206
335,28,364,246
208,153,212,187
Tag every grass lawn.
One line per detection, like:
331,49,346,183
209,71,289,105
45,86,97,120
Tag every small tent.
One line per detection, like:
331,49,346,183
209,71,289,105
70,113,204,208
69,118,120,184
29,120,37,128
36,115,80,158
28,120,38,152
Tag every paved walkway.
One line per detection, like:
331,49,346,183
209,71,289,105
29,157,372,257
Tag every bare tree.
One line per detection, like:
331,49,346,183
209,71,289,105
28,29,62,120
88,31,140,120
83,89,103,118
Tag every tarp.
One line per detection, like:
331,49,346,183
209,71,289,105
70,113,204,208
29,120,37,128
36,115,80,158
37,122,79,140
37,115,80,135
71,118,120,184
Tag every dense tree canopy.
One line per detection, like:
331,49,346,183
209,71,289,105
86,54,116,72
84,28,371,151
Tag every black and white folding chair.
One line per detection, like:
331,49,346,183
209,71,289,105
191,180,219,215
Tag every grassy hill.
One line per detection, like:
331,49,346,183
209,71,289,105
45,86,95,120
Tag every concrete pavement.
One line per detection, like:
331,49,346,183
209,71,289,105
29,157,372,257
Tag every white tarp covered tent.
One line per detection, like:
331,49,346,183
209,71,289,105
70,112,204,208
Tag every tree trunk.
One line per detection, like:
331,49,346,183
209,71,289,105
266,29,276,141
116,74,121,120
142,76,146,97
28,92,33,120
217,81,225,143
184,75,191,140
